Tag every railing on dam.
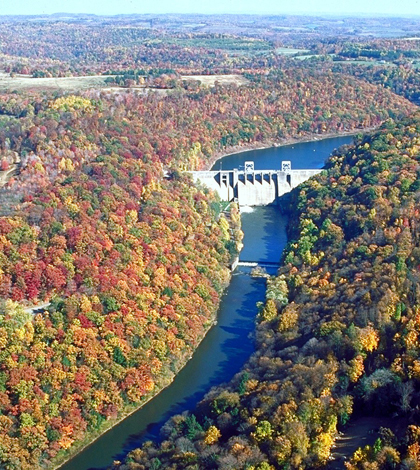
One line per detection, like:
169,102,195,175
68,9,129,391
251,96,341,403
188,162,322,206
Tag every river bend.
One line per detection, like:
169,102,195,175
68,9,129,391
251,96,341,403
62,135,352,470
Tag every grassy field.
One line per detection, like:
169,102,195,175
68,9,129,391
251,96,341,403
0,72,111,92
294,54,324,60
276,47,310,55
331,58,396,67
156,36,271,51
0,72,249,93
180,74,249,86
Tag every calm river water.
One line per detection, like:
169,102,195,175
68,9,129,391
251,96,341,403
61,135,353,470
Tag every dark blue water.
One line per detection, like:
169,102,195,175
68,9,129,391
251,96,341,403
61,135,352,470
61,208,281,470
211,135,353,171
240,207,288,265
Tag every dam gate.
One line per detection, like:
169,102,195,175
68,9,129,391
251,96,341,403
189,161,322,206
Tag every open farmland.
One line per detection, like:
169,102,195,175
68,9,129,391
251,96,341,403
0,72,249,92
180,74,249,86
0,72,111,91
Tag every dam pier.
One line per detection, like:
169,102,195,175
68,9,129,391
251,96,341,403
189,161,322,206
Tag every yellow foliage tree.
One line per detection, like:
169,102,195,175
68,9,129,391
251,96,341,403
357,325,379,352
278,304,299,332
204,425,221,445
314,432,334,463
349,355,365,383
260,299,277,322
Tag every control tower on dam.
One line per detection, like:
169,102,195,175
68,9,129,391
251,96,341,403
189,161,322,206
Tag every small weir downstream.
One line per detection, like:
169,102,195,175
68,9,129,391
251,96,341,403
61,135,353,470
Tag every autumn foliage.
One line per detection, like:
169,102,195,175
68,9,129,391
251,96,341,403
0,19,418,470
114,115,420,469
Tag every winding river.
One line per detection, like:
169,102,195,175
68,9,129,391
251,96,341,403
61,135,353,470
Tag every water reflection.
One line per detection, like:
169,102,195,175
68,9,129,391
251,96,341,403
62,136,352,470
240,206,288,264
211,136,353,171
62,271,268,470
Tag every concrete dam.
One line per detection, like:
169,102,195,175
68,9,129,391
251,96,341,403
189,161,322,206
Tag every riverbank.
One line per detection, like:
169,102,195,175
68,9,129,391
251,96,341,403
54,208,242,470
54,317,218,469
54,290,231,469
56,133,358,470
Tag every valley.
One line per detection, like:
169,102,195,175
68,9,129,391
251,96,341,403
0,11,420,470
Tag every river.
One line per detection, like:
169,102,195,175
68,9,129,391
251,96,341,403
61,135,353,470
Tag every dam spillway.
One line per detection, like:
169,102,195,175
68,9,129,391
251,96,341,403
189,161,322,206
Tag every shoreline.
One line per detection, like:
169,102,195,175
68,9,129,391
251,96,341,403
53,226,239,469
204,127,375,171
54,127,375,470
54,315,219,469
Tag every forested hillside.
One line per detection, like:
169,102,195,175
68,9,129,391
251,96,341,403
0,65,411,470
0,17,419,470
114,115,420,470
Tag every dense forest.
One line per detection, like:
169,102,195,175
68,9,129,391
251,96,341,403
0,15,420,470
113,113,420,470
0,70,411,469
0,22,274,76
